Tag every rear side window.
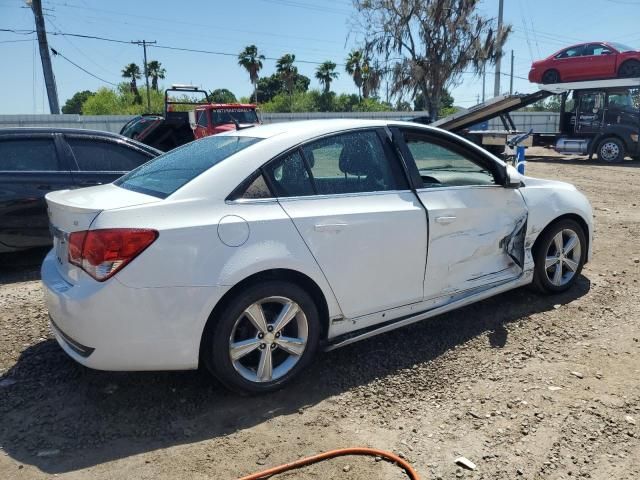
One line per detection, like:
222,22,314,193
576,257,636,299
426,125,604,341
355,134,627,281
67,138,151,172
0,138,59,171
115,135,262,198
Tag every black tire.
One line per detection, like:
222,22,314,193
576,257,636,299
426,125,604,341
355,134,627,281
542,70,560,84
532,219,587,294
597,137,625,163
618,60,640,78
202,280,320,394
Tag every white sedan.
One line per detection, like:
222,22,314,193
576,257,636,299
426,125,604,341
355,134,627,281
42,120,593,394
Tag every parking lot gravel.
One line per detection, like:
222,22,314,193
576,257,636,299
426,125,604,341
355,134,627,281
1,152,639,479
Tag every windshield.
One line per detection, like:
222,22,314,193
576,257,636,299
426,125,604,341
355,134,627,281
114,135,262,198
609,42,636,53
212,108,259,125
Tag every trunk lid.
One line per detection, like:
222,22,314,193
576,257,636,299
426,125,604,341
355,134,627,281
46,184,160,283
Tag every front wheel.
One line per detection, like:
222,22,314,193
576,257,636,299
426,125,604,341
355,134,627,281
598,137,625,163
542,70,560,84
203,281,320,394
532,219,586,294
618,60,640,78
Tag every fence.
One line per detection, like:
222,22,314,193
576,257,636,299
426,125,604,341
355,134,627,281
0,111,561,134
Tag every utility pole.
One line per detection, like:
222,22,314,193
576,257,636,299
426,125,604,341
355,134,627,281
132,39,156,112
482,66,486,103
30,0,59,113
493,0,504,97
509,50,514,94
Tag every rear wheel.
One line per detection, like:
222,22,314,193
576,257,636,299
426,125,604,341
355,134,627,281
542,70,560,84
618,60,640,78
597,137,625,163
203,281,320,394
532,219,586,294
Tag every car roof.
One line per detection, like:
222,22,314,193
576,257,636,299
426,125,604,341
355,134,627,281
0,127,162,154
219,118,438,140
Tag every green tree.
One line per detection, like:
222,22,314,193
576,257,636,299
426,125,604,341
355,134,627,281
238,45,265,103
145,60,166,91
276,53,298,110
355,0,511,119
121,63,142,100
209,88,238,103
345,50,365,99
315,61,339,94
61,90,94,114
82,84,165,115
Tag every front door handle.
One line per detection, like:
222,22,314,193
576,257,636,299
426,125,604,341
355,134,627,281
314,223,347,232
435,216,457,225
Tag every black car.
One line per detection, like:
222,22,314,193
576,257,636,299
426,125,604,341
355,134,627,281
0,128,161,253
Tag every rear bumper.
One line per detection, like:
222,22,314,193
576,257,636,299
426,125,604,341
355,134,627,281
41,250,229,371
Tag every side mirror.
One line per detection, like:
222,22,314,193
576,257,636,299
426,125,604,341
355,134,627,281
505,164,524,188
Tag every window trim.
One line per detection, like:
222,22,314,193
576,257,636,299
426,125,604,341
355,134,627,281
269,128,410,200
393,127,507,188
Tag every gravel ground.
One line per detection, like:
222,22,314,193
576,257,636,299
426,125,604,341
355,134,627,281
1,153,639,480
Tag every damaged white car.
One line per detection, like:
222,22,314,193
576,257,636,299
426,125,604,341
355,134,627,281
42,120,593,394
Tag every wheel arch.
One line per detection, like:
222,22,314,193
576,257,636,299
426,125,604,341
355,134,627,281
198,268,331,366
618,58,640,76
531,213,590,263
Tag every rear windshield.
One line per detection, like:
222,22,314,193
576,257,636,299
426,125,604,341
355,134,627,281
610,42,636,53
114,135,261,198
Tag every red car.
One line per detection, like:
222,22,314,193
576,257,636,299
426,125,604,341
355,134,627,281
529,42,640,84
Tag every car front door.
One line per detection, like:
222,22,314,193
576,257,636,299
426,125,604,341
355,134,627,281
263,129,428,319
394,128,528,302
582,43,617,79
63,135,155,186
0,134,75,250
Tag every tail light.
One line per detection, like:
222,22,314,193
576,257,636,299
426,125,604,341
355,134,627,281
68,229,158,281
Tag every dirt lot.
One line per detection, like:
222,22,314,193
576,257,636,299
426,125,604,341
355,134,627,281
1,152,639,480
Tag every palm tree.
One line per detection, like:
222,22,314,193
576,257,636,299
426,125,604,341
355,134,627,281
146,60,166,91
345,50,364,100
121,63,141,96
238,45,265,103
362,60,382,99
276,53,298,110
315,61,339,94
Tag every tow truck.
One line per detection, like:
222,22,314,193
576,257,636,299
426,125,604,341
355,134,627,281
434,77,640,162
120,85,260,151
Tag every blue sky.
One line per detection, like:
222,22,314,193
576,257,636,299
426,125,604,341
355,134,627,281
1,0,640,114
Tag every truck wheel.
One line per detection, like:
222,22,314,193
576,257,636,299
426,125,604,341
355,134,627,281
542,70,560,84
597,137,625,163
618,60,640,78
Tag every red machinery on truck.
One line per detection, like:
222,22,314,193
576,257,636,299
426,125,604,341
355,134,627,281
120,85,260,151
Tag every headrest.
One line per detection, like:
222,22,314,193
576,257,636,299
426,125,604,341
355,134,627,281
339,138,373,176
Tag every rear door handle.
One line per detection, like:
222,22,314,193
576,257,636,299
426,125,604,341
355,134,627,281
314,223,347,232
435,216,457,225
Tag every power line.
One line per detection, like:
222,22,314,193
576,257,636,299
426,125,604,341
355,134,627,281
0,38,35,43
50,47,118,86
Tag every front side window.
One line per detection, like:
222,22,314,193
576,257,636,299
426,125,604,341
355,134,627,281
402,132,496,187
584,44,612,56
68,138,150,172
116,135,262,198
556,46,584,59
0,138,59,171
196,110,209,128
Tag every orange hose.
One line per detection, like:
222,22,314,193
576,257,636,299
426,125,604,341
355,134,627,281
237,447,420,480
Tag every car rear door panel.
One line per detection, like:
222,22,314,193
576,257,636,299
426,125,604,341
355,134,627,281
279,191,427,319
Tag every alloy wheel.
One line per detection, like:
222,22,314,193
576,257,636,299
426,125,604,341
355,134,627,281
544,229,582,287
228,296,308,383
